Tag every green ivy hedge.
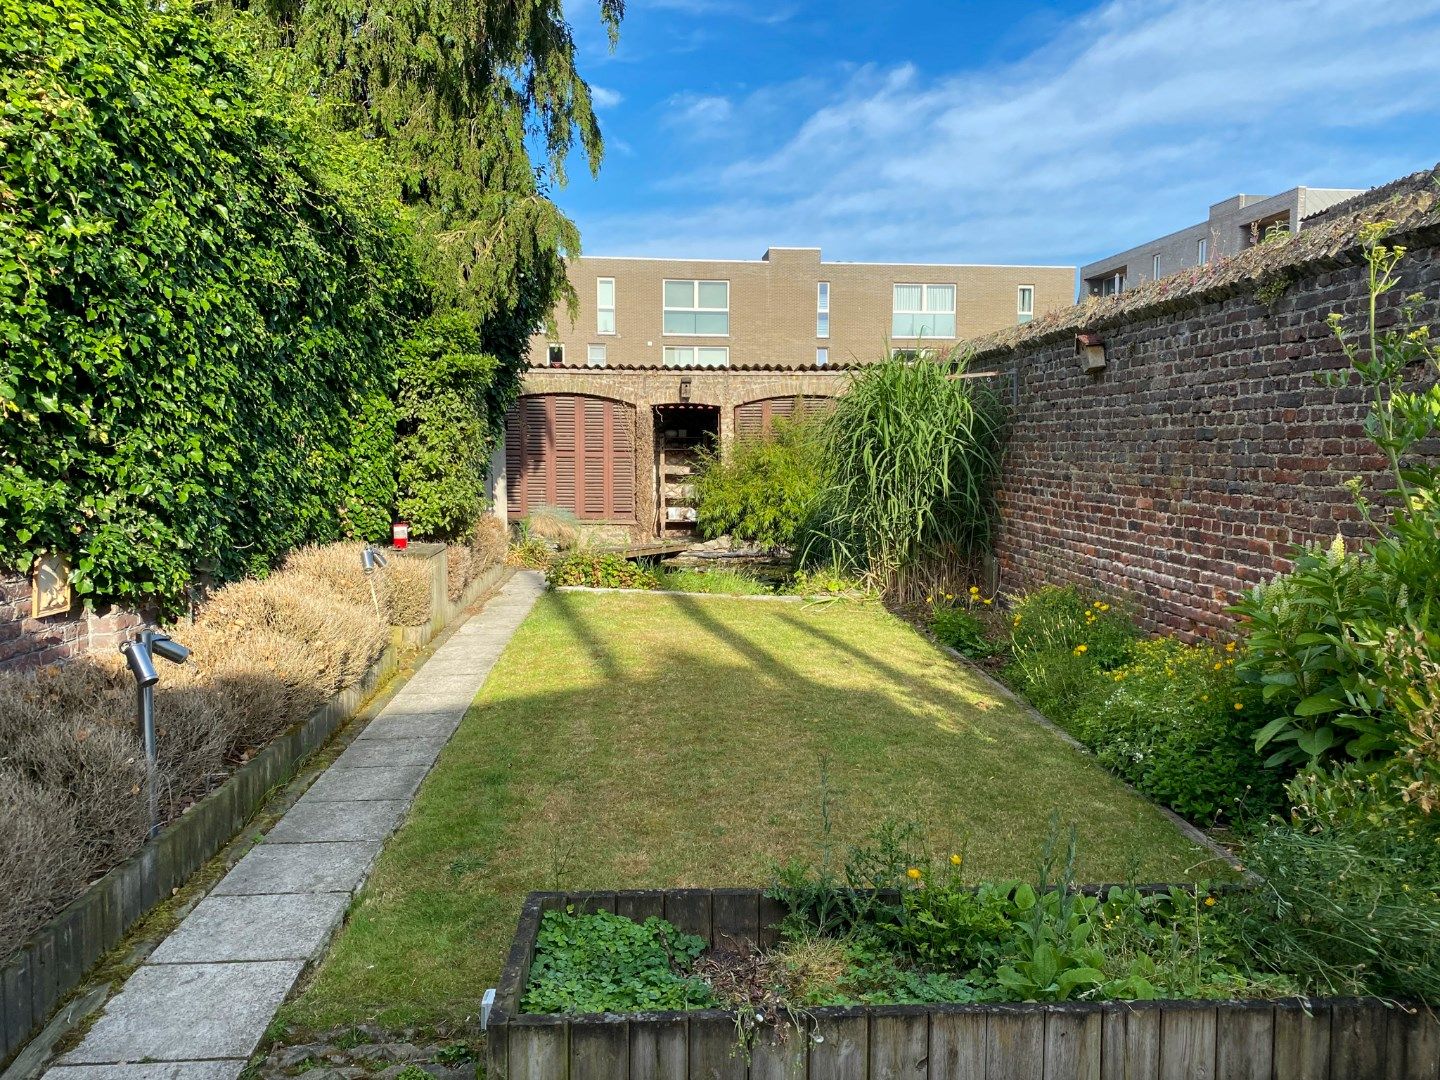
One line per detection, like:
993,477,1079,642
0,0,421,610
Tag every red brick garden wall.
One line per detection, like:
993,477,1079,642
979,238,1439,639
0,569,145,670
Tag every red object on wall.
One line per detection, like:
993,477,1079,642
392,521,410,549
505,394,636,521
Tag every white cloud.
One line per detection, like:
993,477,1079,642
590,85,624,109
573,0,1440,265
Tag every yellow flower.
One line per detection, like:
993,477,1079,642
1234,702,1244,711
1213,662,1223,671
1098,602,1110,612
1093,601,1103,608
1201,693,1209,702
906,867,922,880
927,595,934,604
945,593,954,600
969,586,980,595
1204,896,1216,907
1225,641,1236,653
950,853,963,866
1073,644,1088,656
982,598,992,605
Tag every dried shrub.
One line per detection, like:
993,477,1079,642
195,576,386,691
446,544,473,602
283,542,391,620
385,555,435,626
0,770,89,960
470,516,508,572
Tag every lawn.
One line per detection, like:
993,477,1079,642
280,591,1217,1033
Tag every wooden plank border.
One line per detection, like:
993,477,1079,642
486,889,1437,1080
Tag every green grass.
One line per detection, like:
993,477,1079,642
281,592,1216,1032
653,566,776,594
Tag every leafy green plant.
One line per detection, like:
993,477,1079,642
1068,638,1282,822
693,416,827,549
928,586,1002,659
1009,586,1136,669
522,909,715,1014
0,0,420,611
394,314,501,540
546,553,660,590
797,354,1004,601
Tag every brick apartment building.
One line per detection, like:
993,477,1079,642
1081,185,1365,297
496,247,1074,540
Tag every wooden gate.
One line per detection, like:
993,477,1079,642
505,394,636,521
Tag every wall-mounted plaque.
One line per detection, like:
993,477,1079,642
32,553,72,618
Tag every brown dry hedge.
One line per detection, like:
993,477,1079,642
0,535,475,965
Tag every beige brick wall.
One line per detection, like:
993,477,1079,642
530,248,1075,368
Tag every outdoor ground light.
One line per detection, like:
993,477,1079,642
119,630,190,838
361,544,388,616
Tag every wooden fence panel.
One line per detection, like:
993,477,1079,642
1216,1003,1274,1080
1159,1005,1216,1080
1273,1002,1330,1080
1102,1004,1161,1080
689,1012,745,1080
628,1016,686,1080
986,1010,1045,1080
570,1019,628,1080
1045,1005,1102,1080
809,1010,867,1080
869,1009,928,1079
929,1010,986,1080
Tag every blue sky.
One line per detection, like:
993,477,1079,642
556,0,1440,268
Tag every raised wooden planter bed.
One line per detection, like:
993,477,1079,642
488,889,1440,1080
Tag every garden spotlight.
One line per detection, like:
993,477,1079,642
361,545,388,616
119,630,190,839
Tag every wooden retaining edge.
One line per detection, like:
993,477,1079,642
487,889,1440,1080
553,586,810,602
0,558,510,1067
929,636,1250,879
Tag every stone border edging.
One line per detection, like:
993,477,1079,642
0,558,510,1068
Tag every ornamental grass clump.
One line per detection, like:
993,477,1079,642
798,355,1004,601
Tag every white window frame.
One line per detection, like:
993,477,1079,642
1017,285,1034,324
817,282,830,339
1152,253,1161,280
816,347,829,366
1197,238,1208,265
546,343,565,366
662,279,729,337
891,283,956,339
596,278,615,335
662,345,729,368
586,344,607,367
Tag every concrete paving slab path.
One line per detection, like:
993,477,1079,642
46,571,545,1080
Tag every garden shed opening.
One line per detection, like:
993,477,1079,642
654,403,718,538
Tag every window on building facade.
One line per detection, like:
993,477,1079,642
1017,285,1034,324
1197,238,1208,265
547,343,565,366
662,346,729,368
1152,253,1161,280
817,282,830,338
596,278,616,334
891,284,956,338
586,344,607,367
816,347,828,366
663,280,729,335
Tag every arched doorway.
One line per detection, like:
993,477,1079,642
653,403,719,539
